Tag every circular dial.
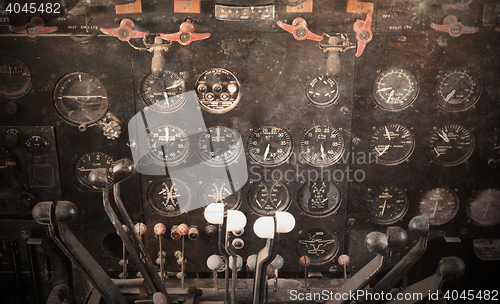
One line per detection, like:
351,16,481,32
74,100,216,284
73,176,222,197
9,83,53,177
248,126,292,166
429,125,474,166
23,134,50,156
370,124,415,165
197,126,241,167
301,125,345,167
0,147,23,193
198,179,241,213
298,181,341,217
435,70,481,112
75,152,114,189
0,56,31,98
305,76,340,107
140,71,187,112
148,178,191,217
248,181,291,215
53,72,109,126
418,188,459,226
372,67,419,111
297,228,339,265
468,189,500,227
147,125,189,165
365,186,409,225
195,68,241,114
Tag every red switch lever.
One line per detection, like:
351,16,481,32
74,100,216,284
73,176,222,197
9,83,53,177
277,18,323,41
9,16,57,39
100,18,148,42
160,22,210,45
430,15,478,38
353,10,373,57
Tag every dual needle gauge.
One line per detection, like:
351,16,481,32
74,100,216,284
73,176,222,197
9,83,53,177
140,71,187,112
372,68,419,111
300,126,345,167
248,181,291,215
429,125,474,166
370,124,415,165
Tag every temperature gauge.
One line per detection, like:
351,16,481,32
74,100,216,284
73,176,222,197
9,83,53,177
365,186,409,225
429,125,474,166
435,70,481,112
75,152,114,190
248,181,291,215
148,178,191,217
372,67,419,111
248,126,292,166
198,179,241,213
297,181,341,217
370,124,415,165
0,57,31,98
468,189,500,227
305,76,340,107
300,125,345,167
418,187,459,226
197,126,242,167
195,68,241,114
140,71,187,112
146,125,189,166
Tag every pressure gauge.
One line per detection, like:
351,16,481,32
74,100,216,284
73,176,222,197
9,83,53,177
197,126,242,167
75,152,114,190
372,67,419,111
298,181,341,217
300,125,345,167
418,187,459,226
468,189,500,227
248,126,292,166
0,147,23,193
248,181,291,215
297,228,339,265
435,70,481,112
364,186,409,225
198,179,241,213
195,68,241,114
0,57,31,98
370,124,415,165
429,125,474,166
146,125,189,166
305,76,340,107
148,178,191,216
140,71,187,112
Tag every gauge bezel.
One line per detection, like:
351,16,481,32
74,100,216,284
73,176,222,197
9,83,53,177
74,152,114,190
418,187,459,226
248,181,292,216
372,67,419,111
0,56,32,99
428,125,475,166
434,70,482,112
364,186,409,225
467,189,500,227
248,126,293,167
305,75,340,107
300,125,345,167
148,178,191,217
369,124,415,166
140,71,187,113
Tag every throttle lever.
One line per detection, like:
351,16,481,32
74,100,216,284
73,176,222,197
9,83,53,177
353,10,373,57
430,15,478,37
160,21,210,45
100,18,148,41
277,18,323,41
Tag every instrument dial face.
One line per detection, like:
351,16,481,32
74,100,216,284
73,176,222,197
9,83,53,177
198,179,241,213
0,147,23,193
297,228,339,265
372,68,419,111
435,70,481,112
301,126,345,167
195,68,241,114
147,125,189,166
248,126,292,166
53,72,109,126
75,152,114,189
418,188,459,226
365,186,409,225
197,126,241,167
23,135,50,156
0,56,31,98
248,181,291,215
140,71,187,112
305,76,340,107
148,178,191,217
468,189,500,227
429,125,474,166
370,124,415,165
298,181,341,217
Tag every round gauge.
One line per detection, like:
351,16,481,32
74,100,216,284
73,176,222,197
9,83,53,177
197,126,242,167
148,178,191,217
429,125,474,166
468,189,500,227
23,134,50,156
370,124,415,165
53,72,109,127
0,57,32,98
248,126,292,166
146,125,189,166
198,179,241,213
435,70,481,112
305,76,340,107
248,181,291,215
298,181,341,217
0,147,23,193
365,186,409,225
195,68,241,114
418,188,459,226
297,228,339,265
301,125,345,167
372,67,419,111
75,152,114,189
140,71,187,112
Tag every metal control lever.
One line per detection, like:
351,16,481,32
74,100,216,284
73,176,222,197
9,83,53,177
383,257,465,304
9,16,58,39
353,10,373,57
160,21,210,45
100,18,148,41
430,15,478,37
277,18,323,41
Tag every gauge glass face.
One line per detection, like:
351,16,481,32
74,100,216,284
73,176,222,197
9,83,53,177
248,126,292,166
370,124,415,165
197,126,241,167
53,72,109,126
298,181,341,217
75,152,114,189
198,179,241,213
301,126,345,167
0,147,23,193
0,56,31,98
435,70,481,112
468,189,500,227
140,71,187,112
148,178,191,217
365,186,408,225
146,125,189,166
418,188,459,226
297,228,339,265
248,181,291,215
305,76,340,107
23,134,50,156
372,67,418,111
429,125,474,166
195,68,241,114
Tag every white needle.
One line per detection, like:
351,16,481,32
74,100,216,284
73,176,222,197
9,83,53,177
166,127,169,142
483,202,490,219
379,200,387,216
438,131,450,142
256,199,263,208
385,126,391,140
320,143,326,161
377,145,390,156
377,87,392,92
163,92,170,106
263,144,270,160
444,89,456,102
387,90,395,103
166,83,181,90
431,201,439,218
434,147,441,157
